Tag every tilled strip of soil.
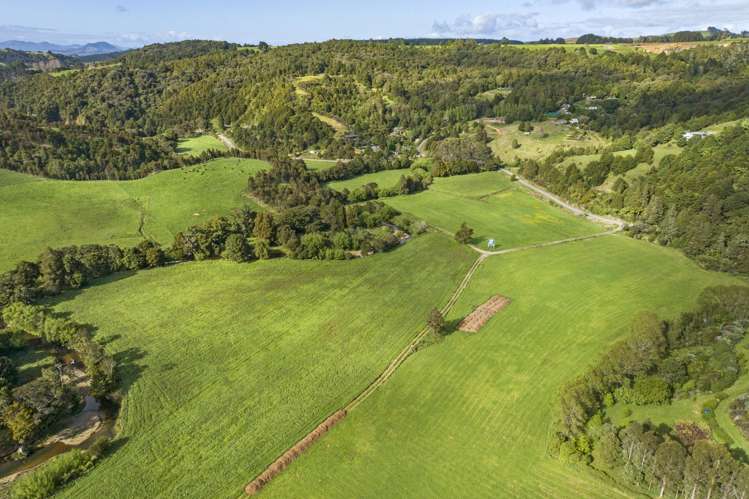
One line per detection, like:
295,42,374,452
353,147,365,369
458,295,511,333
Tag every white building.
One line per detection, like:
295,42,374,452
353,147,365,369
682,131,715,141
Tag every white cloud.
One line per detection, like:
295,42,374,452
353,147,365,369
431,1,749,40
433,13,540,37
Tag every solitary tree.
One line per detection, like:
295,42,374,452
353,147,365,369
455,223,474,245
427,308,445,334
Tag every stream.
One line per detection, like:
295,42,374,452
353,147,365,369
0,396,117,484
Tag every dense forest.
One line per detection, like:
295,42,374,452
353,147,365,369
2,39,749,179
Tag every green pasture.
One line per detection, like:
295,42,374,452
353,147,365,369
311,112,347,135
328,169,410,192
303,158,339,170
177,134,228,156
558,142,682,192
487,120,609,163
0,158,268,271
266,235,741,498
53,233,475,498
385,171,602,248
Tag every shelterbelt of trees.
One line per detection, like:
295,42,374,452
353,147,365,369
1,39,749,179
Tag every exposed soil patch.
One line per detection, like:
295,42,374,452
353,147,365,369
675,421,710,447
458,295,511,333
245,410,347,496
635,42,700,54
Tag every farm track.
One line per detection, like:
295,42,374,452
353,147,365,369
244,253,487,495
217,133,237,150
346,253,486,411
500,169,626,229
470,228,621,256
243,168,627,495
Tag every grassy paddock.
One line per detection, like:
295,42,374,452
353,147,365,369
328,169,410,192
385,171,602,248
177,134,228,156
487,120,609,163
558,142,682,192
265,235,741,498
0,158,269,271
53,233,475,499
303,158,339,170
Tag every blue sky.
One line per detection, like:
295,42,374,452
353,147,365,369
2,0,748,47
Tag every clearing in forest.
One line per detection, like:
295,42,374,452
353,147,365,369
303,158,339,170
557,142,682,192
328,169,411,193
177,134,229,156
486,120,609,162
263,235,742,498
385,171,603,248
0,158,269,271
311,112,348,135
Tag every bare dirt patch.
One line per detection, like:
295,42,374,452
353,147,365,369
458,295,511,333
635,42,700,54
245,410,347,496
675,421,710,447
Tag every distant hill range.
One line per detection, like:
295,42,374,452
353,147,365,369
0,40,124,56
383,26,747,46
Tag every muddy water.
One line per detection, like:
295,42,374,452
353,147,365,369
0,399,117,483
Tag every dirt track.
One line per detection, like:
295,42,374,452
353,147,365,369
500,169,625,229
241,168,628,495
217,133,237,150
243,253,487,495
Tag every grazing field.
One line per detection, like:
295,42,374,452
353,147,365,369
52,233,475,499
487,120,609,163
328,169,410,192
385,171,602,248
177,134,228,156
303,158,339,170
558,142,682,171
0,158,268,271
293,74,325,96
265,235,742,498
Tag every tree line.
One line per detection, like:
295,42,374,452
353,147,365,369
556,285,749,497
519,124,749,275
